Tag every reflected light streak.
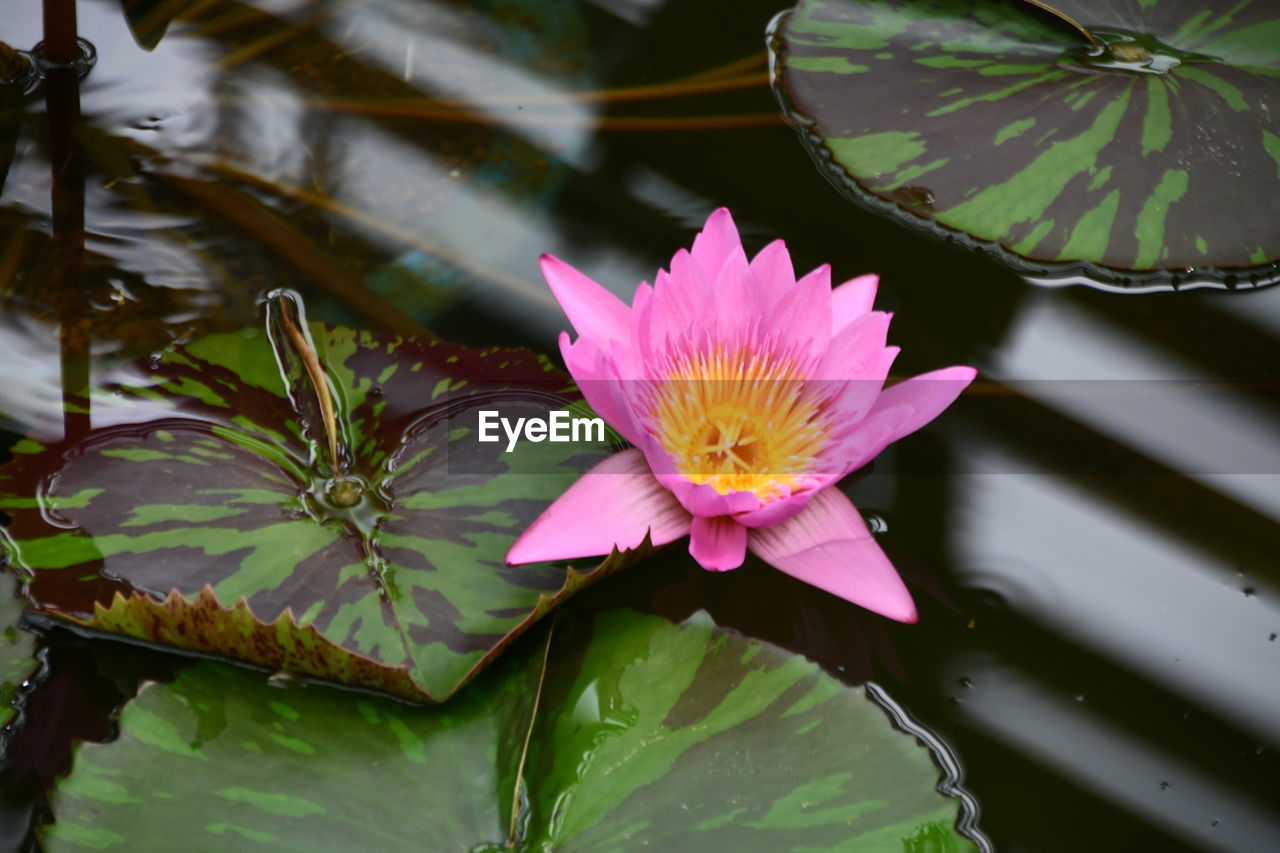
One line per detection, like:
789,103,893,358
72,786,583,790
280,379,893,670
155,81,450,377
955,440,1280,747
997,293,1280,522
320,0,597,165
942,653,1280,853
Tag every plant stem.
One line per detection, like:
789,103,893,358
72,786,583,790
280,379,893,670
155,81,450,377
44,0,89,443
42,0,80,64
1018,0,1100,49
278,296,342,477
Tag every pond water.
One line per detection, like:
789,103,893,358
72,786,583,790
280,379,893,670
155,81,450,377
1,0,1278,850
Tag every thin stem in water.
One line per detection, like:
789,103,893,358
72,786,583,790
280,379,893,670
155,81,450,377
1017,0,1101,49
278,297,341,477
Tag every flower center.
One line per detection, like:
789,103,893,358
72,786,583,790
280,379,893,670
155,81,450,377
646,348,829,501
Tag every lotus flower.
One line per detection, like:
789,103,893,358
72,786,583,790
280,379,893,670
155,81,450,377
506,209,974,622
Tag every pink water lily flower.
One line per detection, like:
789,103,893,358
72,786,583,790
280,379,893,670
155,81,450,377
506,208,974,622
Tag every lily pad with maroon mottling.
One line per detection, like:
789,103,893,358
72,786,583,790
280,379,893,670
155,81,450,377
43,608,983,852
0,305,630,703
771,0,1280,287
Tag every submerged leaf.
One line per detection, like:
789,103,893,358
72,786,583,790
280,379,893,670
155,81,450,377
0,570,37,730
44,608,982,851
0,319,635,702
771,0,1280,285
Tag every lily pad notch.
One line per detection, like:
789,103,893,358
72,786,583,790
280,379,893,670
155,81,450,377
0,293,637,704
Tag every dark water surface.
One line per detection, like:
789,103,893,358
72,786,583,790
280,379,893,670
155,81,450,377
1,0,1278,850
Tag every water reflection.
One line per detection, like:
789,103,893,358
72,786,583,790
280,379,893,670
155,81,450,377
995,294,1280,521
955,441,1280,745
1,0,1279,850
941,652,1280,853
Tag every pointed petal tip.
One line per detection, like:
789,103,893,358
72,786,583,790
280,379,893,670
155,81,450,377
702,207,735,231
872,592,919,624
506,449,692,567
539,254,631,347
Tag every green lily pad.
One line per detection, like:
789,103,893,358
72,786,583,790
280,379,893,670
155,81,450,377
0,569,37,730
43,608,982,851
771,0,1280,286
0,305,631,703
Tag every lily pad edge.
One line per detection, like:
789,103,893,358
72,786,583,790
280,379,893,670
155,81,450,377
765,9,1280,293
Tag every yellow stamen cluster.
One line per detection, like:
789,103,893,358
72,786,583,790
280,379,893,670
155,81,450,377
646,347,829,501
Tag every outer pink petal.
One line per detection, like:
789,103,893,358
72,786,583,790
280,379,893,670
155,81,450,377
506,448,691,564
748,488,916,622
831,274,879,333
815,311,892,380
689,515,747,571
540,255,630,352
831,365,977,478
559,333,644,447
819,346,900,448
689,207,744,280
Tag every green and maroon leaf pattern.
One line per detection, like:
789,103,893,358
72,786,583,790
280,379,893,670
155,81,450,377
44,608,984,851
0,311,633,703
771,0,1280,284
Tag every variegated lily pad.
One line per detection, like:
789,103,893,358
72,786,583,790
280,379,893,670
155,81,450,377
771,0,1280,286
0,309,629,703
44,608,983,851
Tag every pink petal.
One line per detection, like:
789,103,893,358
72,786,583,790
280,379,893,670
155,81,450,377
831,274,879,332
768,263,833,367
748,488,916,622
506,448,691,565
645,251,712,360
820,345,900,441
689,515,747,571
689,208,743,280
709,242,758,349
732,494,810,528
559,334,644,447
540,255,630,352
831,365,977,478
816,311,892,380
632,435,765,517
749,239,796,292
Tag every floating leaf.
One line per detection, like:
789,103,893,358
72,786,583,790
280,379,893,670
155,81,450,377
771,0,1280,285
44,608,981,851
0,309,633,703
0,570,37,730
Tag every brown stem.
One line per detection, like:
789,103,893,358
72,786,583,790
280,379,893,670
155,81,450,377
42,0,80,64
1018,0,1100,49
44,0,89,443
277,297,341,477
